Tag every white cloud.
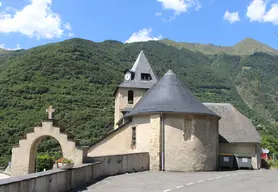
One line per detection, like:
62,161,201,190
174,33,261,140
223,11,240,23
63,22,72,31
0,44,21,50
158,0,187,14
157,0,201,21
0,2,2,7
246,0,266,22
0,0,72,39
162,14,177,22
246,0,278,25
68,32,74,37
125,28,162,43
264,4,278,25
209,0,215,5
195,2,201,11
155,12,162,16
157,0,201,14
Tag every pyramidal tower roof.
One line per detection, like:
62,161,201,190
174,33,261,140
125,69,219,117
118,51,158,89
130,51,154,72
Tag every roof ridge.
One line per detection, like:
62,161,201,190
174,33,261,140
131,50,145,72
165,69,175,75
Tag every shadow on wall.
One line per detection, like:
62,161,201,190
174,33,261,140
219,135,229,143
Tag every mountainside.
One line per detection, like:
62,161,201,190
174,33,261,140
0,49,24,57
160,38,278,56
1,38,278,165
0,48,10,55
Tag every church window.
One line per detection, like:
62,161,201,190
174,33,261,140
183,117,192,141
128,90,134,104
141,73,152,81
132,127,136,147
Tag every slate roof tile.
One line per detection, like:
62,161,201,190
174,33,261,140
118,51,158,89
204,103,261,143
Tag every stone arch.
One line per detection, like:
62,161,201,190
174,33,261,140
11,120,85,176
28,135,63,173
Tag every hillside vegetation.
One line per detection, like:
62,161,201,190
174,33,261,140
0,48,10,55
1,38,278,165
160,38,278,56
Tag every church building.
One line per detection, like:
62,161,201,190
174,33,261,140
88,50,261,171
9,51,262,177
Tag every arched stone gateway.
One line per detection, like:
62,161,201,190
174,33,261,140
11,120,86,176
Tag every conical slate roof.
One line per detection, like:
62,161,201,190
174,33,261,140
125,70,219,117
118,51,157,89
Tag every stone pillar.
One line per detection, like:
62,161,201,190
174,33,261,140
254,144,261,169
149,114,161,171
11,146,30,176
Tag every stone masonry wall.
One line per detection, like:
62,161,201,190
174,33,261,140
114,88,147,129
164,114,219,171
88,115,150,157
149,114,161,171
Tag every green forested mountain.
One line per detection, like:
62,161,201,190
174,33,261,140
160,38,278,56
1,38,278,165
0,48,11,55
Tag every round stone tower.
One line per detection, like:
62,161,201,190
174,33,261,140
126,70,220,171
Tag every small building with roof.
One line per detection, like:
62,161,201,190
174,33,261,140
204,103,261,169
87,51,261,171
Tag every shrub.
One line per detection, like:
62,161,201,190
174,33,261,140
266,159,278,169
0,156,10,168
36,154,54,172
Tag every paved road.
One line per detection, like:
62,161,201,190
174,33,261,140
82,169,278,192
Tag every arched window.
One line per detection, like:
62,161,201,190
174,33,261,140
128,90,134,104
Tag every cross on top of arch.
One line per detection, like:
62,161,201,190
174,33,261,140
46,105,55,119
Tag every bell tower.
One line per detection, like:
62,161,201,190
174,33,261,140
114,51,157,129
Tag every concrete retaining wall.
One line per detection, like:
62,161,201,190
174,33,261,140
0,152,149,192
87,152,150,177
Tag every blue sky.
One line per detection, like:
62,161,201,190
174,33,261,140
0,0,278,50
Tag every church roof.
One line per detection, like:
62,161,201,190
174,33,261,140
125,69,219,117
118,51,158,89
204,103,261,143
